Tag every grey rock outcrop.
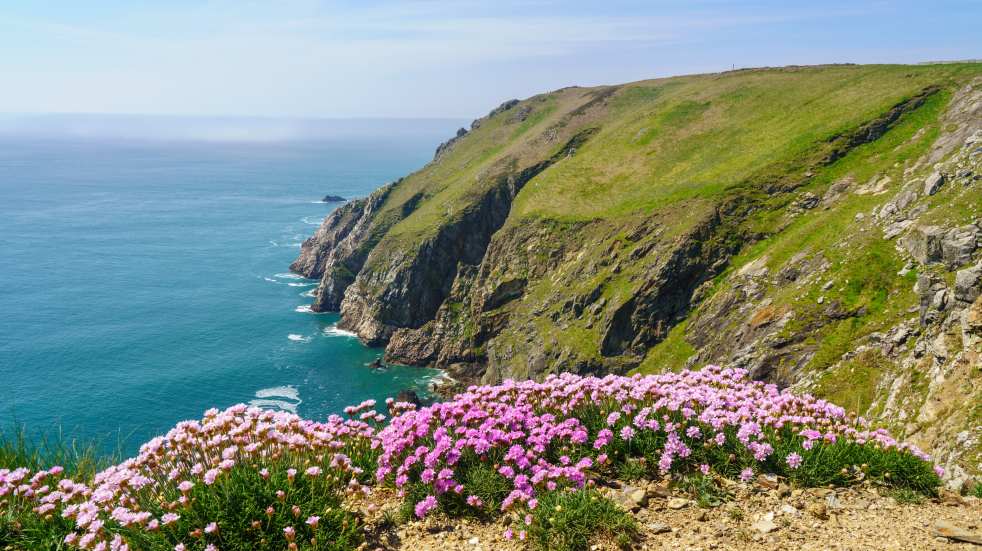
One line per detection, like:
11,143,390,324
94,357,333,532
901,226,946,264
954,263,982,306
923,171,945,195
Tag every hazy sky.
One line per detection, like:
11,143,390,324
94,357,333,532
1,0,979,119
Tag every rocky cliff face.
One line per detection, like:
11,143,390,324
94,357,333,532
293,64,982,482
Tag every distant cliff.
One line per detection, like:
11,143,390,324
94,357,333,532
293,63,982,484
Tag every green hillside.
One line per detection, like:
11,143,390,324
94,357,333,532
294,62,982,479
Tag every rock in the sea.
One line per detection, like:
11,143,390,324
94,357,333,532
395,389,422,407
321,194,346,202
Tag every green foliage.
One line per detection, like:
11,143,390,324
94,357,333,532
119,459,362,551
678,474,731,508
0,424,119,480
525,489,637,551
891,488,924,505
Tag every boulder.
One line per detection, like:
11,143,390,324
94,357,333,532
923,171,945,195
933,520,982,545
954,263,982,305
902,225,946,264
941,224,980,267
611,484,648,511
395,389,422,407
793,192,820,210
752,512,778,534
915,274,949,325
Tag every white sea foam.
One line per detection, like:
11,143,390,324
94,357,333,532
287,282,317,287
255,385,301,401
323,324,357,338
249,385,302,414
300,288,317,298
294,304,325,314
302,216,323,225
263,277,280,284
273,272,304,280
287,334,311,342
247,398,298,414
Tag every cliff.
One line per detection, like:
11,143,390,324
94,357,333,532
293,63,982,483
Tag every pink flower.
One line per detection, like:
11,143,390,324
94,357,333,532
305,466,322,477
414,495,438,518
740,467,754,482
786,452,803,469
204,522,218,534
161,513,180,526
306,515,320,527
699,464,710,476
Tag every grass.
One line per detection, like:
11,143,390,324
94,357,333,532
891,488,925,505
525,489,637,551
0,424,119,480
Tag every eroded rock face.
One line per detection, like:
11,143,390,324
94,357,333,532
290,184,396,311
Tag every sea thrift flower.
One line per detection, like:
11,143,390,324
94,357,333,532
204,522,218,534
306,515,320,527
740,468,754,482
161,513,180,526
786,452,803,469
414,495,438,518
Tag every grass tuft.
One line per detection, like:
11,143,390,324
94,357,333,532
525,488,637,551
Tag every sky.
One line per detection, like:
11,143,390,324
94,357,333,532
0,0,979,119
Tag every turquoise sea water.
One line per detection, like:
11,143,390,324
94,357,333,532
0,123,458,455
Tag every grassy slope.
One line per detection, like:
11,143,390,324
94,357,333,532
510,63,980,222
353,63,980,387
365,64,977,262
633,72,965,376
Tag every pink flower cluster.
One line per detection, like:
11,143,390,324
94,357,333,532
376,366,934,517
3,404,382,550
2,366,941,548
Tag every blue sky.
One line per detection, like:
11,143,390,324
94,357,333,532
0,0,979,118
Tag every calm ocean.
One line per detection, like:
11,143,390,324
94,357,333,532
0,119,461,455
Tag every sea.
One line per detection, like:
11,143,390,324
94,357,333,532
0,116,464,456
